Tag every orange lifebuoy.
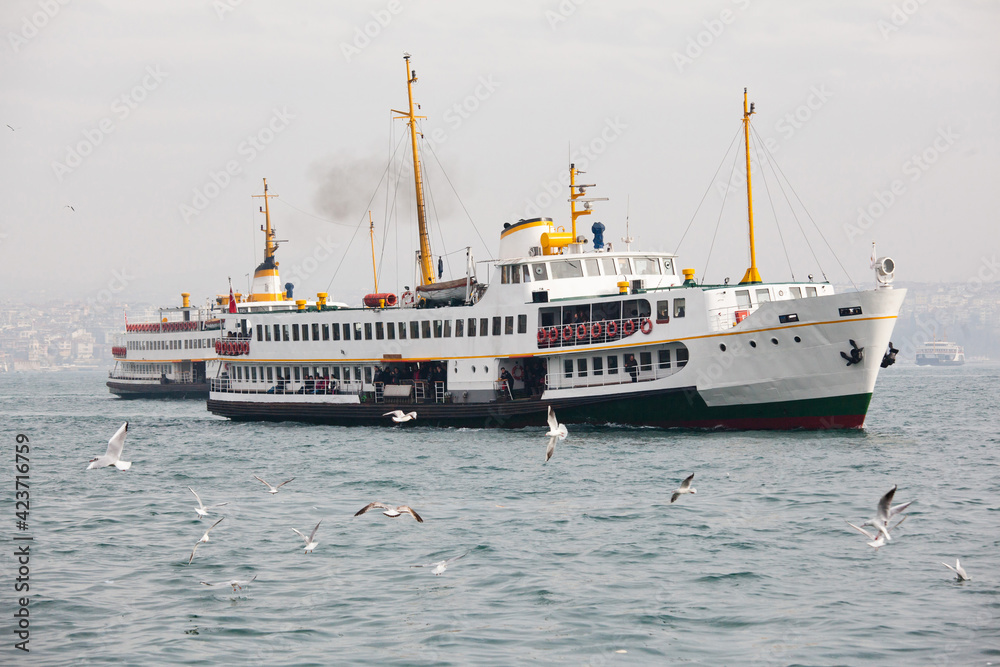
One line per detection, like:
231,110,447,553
547,327,559,343
577,322,589,339
606,320,618,337
241,341,249,355
512,365,524,380
640,318,653,335
401,291,415,307
562,324,575,341
215,341,221,354
622,319,635,336
537,329,547,345
592,321,603,337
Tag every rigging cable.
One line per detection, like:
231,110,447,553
702,137,742,282
749,128,795,281
421,136,492,259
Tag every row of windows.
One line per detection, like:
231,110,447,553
254,315,530,343
127,338,212,351
500,256,674,284
122,362,170,374
562,349,689,378
233,364,373,384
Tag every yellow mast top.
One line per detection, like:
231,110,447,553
251,178,279,261
569,164,607,241
392,54,435,286
368,211,379,294
739,88,762,285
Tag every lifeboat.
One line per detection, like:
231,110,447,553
362,293,398,308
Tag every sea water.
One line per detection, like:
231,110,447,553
1,364,997,665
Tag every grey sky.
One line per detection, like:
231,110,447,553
2,1,997,308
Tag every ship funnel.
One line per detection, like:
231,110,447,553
181,292,190,308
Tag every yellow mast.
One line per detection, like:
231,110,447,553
392,54,435,286
368,210,379,294
252,178,279,262
739,88,762,285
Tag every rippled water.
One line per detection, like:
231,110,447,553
2,365,998,665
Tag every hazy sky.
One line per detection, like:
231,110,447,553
2,1,997,308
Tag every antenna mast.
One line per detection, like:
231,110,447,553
739,88,762,284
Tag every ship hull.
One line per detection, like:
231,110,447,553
206,388,869,429
107,380,209,399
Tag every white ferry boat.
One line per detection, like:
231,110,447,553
206,57,906,429
915,340,965,366
108,180,312,398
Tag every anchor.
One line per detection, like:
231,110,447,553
880,341,899,368
840,339,865,366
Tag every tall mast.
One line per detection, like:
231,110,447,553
739,88,762,285
392,53,435,286
368,210,379,294
252,178,279,262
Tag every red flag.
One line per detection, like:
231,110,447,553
228,279,237,313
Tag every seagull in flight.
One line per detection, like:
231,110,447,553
188,487,228,519
253,475,294,494
64,205,75,211
670,473,696,503
942,559,971,581
383,410,417,423
292,520,321,553
544,406,567,462
411,551,469,575
860,485,913,542
188,517,224,564
354,502,423,523
87,422,131,470
201,574,257,592
845,516,906,550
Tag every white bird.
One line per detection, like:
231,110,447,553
253,475,294,494
355,502,423,523
383,410,417,423
860,485,912,542
670,473,696,503
292,520,321,554
201,574,257,592
411,551,469,575
942,559,971,581
846,515,906,550
87,422,131,470
188,517,224,564
544,406,568,462
188,487,228,519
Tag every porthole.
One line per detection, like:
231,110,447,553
771,338,779,345
719,343,727,352
749,340,757,348
471,366,476,373
794,336,801,343
778,290,784,296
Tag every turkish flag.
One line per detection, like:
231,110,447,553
229,284,237,313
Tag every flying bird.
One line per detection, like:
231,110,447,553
860,485,912,542
6,124,16,131
292,520,322,553
188,517,225,564
201,574,257,592
411,551,469,575
670,473,696,503
544,406,567,462
253,475,294,494
846,515,906,550
64,205,75,211
942,559,971,581
87,422,131,470
354,502,423,523
188,487,228,519
383,410,417,423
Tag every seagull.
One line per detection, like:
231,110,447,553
253,475,294,494
188,517,224,564
87,422,131,470
383,410,417,423
64,205,75,211
6,124,17,131
670,473,696,503
201,574,257,592
942,559,971,581
411,551,469,575
544,406,567,462
860,485,912,542
291,520,321,554
846,515,906,550
188,487,228,519
354,502,423,523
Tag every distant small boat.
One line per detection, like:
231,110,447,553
915,340,965,366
